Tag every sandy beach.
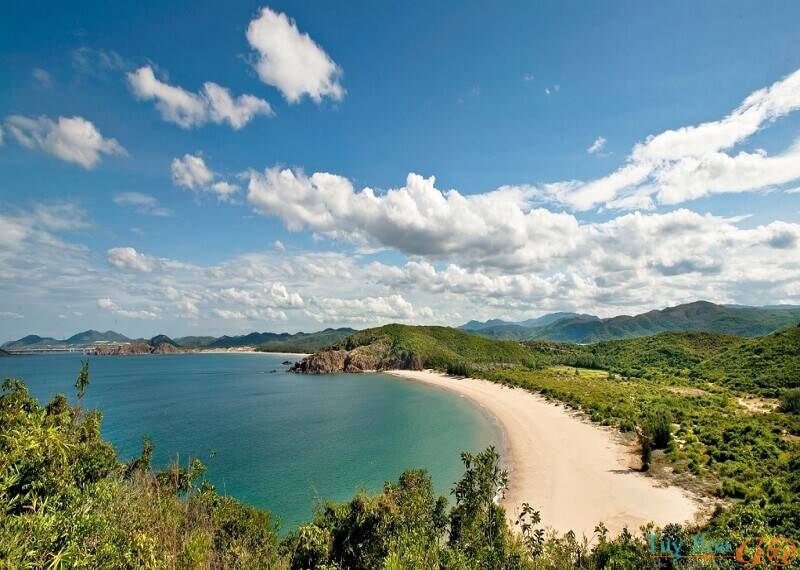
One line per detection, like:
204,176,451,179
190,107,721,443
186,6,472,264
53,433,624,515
197,348,309,356
386,369,701,538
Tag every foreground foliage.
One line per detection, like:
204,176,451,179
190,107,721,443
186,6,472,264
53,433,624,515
0,377,282,568
1,371,747,569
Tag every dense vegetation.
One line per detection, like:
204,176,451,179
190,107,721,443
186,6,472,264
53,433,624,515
2,370,700,569
697,325,800,394
296,322,800,557
254,328,358,353
330,324,534,370
460,301,800,343
4,321,799,567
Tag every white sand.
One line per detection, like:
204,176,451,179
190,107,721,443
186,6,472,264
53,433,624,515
386,369,701,537
197,349,309,356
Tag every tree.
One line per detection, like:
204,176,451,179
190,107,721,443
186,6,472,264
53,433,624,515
449,446,509,553
75,358,90,403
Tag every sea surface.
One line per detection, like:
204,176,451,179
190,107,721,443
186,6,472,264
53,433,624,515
0,352,499,530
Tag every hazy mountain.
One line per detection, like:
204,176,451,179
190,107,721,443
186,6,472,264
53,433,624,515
460,302,800,343
211,328,357,352
173,336,217,347
518,312,597,328
527,301,800,343
65,330,131,345
458,312,596,339
2,335,62,350
149,334,178,348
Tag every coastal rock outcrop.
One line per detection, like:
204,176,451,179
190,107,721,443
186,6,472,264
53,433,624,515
151,342,181,354
290,349,348,373
290,341,423,374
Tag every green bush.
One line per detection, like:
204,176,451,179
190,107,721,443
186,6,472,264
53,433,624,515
780,387,800,413
446,361,472,377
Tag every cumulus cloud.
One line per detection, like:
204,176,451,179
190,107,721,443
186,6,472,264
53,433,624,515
113,192,173,217
246,7,344,103
537,68,800,210
587,136,607,155
3,115,125,168
305,294,431,324
246,167,579,269
107,247,159,272
97,298,160,319
171,154,238,200
127,66,272,129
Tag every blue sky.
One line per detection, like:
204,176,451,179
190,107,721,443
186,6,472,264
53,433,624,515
2,1,800,340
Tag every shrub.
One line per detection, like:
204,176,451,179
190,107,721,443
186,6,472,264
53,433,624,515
446,361,472,377
643,407,673,449
780,388,800,413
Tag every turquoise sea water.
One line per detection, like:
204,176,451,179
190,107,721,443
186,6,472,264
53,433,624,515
0,352,499,530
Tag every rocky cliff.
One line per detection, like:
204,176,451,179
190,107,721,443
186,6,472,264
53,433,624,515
290,342,422,373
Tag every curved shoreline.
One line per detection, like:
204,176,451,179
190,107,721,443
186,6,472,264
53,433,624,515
385,369,701,538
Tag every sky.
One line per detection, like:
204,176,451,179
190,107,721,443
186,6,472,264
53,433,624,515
2,0,800,341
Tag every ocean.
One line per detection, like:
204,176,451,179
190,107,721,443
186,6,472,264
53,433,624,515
0,352,499,530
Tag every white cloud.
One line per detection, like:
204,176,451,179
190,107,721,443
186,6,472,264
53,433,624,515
246,7,344,103
305,294,431,324
246,167,580,269
0,311,24,319
32,68,52,88
274,239,286,251
113,192,173,217
71,48,127,77
587,136,607,155
127,66,272,129
97,298,160,319
107,247,159,272
4,115,125,169
538,68,800,210
171,154,238,200
213,308,247,320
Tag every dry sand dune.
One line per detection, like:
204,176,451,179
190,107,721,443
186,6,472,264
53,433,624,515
387,369,701,538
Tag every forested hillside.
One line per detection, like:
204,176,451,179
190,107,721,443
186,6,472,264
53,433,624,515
461,301,800,343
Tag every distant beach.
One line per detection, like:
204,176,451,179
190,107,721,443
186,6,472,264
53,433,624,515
197,348,309,357
386,369,701,537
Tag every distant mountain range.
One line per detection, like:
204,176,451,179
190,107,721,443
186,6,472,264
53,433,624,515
1,328,357,353
459,301,800,343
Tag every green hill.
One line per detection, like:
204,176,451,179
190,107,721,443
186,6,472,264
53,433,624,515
551,331,741,374
697,325,800,394
1,335,62,350
293,324,534,373
255,327,358,353
65,330,131,345
149,334,178,347
209,327,355,350
173,335,217,347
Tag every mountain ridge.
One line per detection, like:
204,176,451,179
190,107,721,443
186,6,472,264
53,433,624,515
460,301,800,343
